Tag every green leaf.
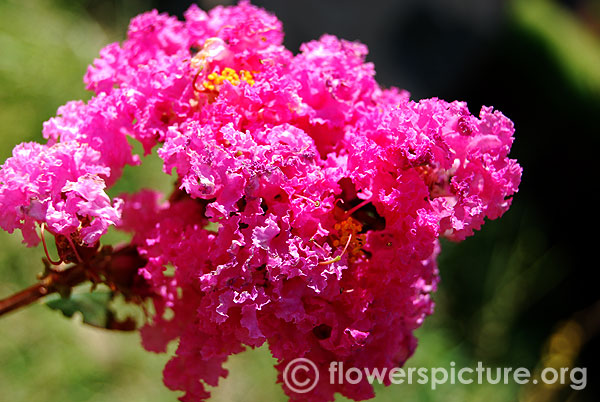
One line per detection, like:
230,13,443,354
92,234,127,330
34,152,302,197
46,292,113,328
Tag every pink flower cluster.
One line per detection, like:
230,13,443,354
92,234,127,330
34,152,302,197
0,2,521,401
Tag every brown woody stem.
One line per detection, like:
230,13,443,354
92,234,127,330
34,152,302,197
0,244,149,318
0,283,50,316
0,264,87,316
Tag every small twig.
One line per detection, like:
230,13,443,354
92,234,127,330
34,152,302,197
0,245,149,318
0,264,87,317
40,223,62,266
66,235,83,264
0,283,49,316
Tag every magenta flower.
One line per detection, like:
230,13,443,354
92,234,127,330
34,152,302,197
0,2,521,401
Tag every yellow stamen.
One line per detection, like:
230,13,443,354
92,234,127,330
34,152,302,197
294,194,321,208
319,234,353,265
319,217,366,265
202,67,255,91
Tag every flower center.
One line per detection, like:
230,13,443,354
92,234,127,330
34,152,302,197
203,67,255,91
333,217,366,263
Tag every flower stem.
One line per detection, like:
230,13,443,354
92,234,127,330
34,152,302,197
0,244,149,318
0,263,87,317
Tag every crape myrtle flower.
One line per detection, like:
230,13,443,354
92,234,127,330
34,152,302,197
0,1,521,401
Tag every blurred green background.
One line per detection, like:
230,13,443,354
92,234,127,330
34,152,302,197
1,0,599,401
